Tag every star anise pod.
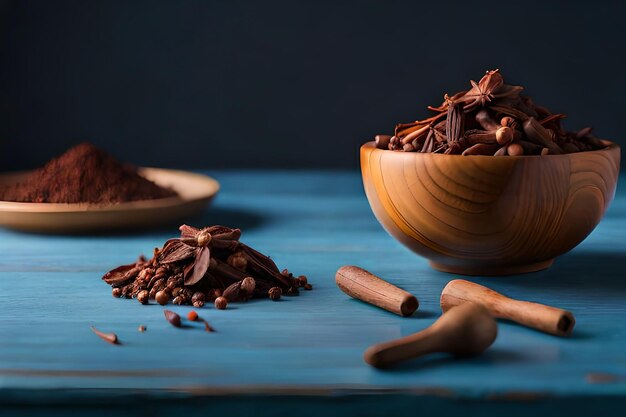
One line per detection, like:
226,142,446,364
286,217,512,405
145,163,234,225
455,69,523,112
156,225,242,285
102,262,143,286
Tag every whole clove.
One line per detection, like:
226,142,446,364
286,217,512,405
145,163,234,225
377,69,606,156
90,326,120,345
164,310,182,328
191,292,206,308
136,290,149,304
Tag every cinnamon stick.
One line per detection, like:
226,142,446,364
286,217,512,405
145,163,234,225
335,266,418,317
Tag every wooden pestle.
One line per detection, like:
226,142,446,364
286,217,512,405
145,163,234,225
440,279,575,337
364,303,497,368
335,266,418,317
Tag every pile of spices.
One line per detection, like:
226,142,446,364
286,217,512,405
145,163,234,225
103,224,311,306
0,142,177,203
374,69,605,156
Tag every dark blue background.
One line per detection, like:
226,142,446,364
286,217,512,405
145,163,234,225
1,0,624,169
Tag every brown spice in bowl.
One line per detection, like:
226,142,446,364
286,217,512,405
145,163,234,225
0,142,177,203
374,69,605,156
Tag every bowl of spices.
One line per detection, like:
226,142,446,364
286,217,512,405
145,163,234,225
361,70,620,275
0,143,219,233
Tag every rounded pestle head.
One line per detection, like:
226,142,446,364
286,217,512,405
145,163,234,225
439,303,498,357
364,302,497,368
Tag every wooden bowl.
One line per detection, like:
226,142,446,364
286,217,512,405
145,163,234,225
0,168,219,233
361,141,620,275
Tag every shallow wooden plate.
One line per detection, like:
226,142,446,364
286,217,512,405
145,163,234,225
0,168,219,233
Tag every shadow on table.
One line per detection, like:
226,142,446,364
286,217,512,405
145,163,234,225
482,252,626,292
28,206,268,237
376,348,525,373
192,205,266,230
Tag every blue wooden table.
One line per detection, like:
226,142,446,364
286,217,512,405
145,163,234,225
1,171,625,416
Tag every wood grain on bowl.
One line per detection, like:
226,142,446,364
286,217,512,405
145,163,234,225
361,141,620,275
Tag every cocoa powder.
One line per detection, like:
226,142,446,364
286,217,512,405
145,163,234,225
0,143,177,203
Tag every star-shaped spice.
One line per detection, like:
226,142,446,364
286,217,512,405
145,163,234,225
157,225,241,285
456,69,523,112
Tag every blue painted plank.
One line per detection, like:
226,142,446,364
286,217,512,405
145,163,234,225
0,171,625,416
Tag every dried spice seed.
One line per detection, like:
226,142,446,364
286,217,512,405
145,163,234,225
148,287,159,299
507,143,524,156
182,288,194,300
137,268,152,281
187,311,199,321
375,134,392,149
496,127,514,145
138,325,147,332
91,326,119,345
136,290,149,305
155,290,170,306
191,292,206,304
268,287,282,301
215,297,228,310
223,281,243,302
112,288,122,298
164,310,182,327
241,277,256,294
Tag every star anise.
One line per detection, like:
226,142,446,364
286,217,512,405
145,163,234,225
157,225,242,285
455,69,523,112
102,255,148,286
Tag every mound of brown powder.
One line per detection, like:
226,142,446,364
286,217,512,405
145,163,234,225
0,143,178,204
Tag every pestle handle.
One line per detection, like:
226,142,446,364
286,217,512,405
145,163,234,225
440,279,575,337
364,303,497,368
336,266,418,317
364,326,439,368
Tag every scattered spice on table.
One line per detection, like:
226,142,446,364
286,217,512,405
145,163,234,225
374,69,606,156
164,310,182,328
0,142,177,203
90,326,120,345
203,320,215,333
103,224,311,306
